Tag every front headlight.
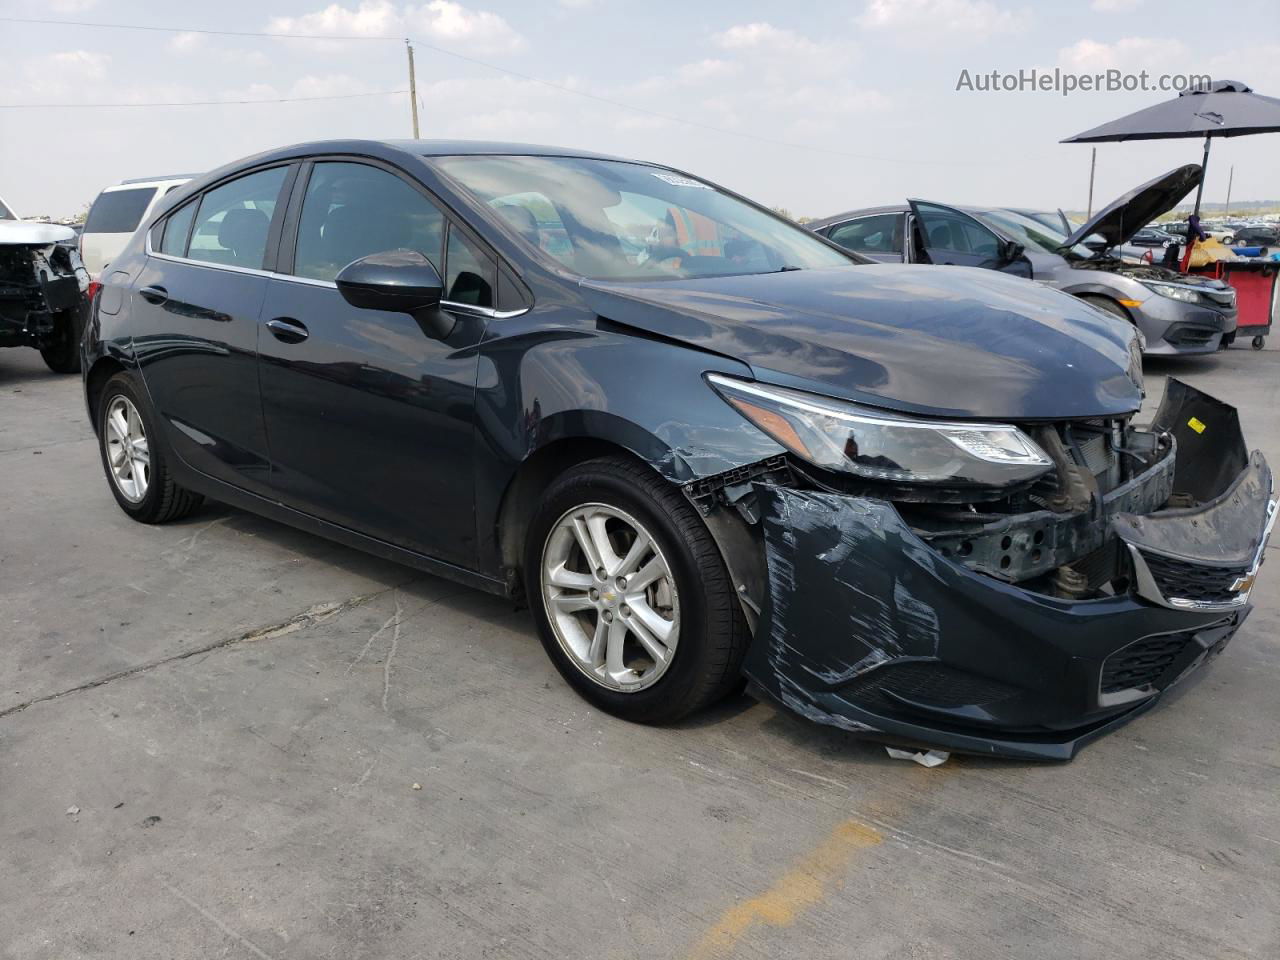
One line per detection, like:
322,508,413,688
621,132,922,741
706,374,1052,487
1142,281,1201,303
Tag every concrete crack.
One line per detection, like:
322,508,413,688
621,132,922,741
0,586,397,721
381,590,403,713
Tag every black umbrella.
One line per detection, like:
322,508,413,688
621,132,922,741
1062,80,1280,218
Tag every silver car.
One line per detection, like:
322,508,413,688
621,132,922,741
811,165,1238,355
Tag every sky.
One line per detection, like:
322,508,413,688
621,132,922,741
2,0,1278,220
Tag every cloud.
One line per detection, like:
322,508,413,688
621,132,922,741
1058,36,1187,72
408,1,524,52
857,0,1029,39
1091,0,1142,10
713,22,821,57
23,50,111,83
267,0,524,53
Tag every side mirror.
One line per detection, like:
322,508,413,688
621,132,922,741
1001,239,1025,262
335,250,454,340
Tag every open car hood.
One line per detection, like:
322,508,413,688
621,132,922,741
580,264,1142,421
0,220,76,246
1062,164,1201,251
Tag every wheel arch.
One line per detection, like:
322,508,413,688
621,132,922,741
84,355,128,433
494,434,669,594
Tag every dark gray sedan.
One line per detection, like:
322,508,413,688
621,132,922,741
811,165,1238,355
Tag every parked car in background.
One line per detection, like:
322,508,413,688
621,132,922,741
81,140,1274,760
81,175,194,276
1232,225,1278,248
811,165,1238,354
1,205,90,372
1130,227,1174,247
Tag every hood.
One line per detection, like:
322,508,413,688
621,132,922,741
1062,164,1201,251
0,220,76,246
579,265,1141,420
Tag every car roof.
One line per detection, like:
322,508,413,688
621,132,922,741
104,177,193,191
808,205,908,230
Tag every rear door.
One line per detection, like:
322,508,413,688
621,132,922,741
908,200,1031,277
131,163,295,496
822,213,905,263
82,186,158,275
256,158,492,566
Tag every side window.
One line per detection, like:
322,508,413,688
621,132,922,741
914,203,1005,259
828,214,903,254
84,188,157,234
293,161,445,282
159,200,197,257
445,225,495,308
187,167,287,269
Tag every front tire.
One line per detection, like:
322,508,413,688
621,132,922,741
96,372,203,523
524,456,749,725
39,307,85,374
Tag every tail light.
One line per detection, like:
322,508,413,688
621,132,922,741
86,279,103,304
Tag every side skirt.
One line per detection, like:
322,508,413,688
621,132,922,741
170,460,510,598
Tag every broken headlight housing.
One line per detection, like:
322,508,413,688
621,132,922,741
1141,280,1201,304
707,374,1052,487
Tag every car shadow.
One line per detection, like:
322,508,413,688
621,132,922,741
0,349,69,388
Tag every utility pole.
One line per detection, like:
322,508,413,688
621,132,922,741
1086,147,1096,219
406,39,420,138
1224,164,1234,218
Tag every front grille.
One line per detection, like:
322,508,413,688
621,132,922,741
1100,631,1195,693
1141,551,1249,605
841,661,1017,710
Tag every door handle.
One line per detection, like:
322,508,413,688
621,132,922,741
266,317,309,344
138,285,168,305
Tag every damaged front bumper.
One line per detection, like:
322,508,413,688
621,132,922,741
738,383,1275,760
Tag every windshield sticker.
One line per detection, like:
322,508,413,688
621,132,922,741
651,173,711,189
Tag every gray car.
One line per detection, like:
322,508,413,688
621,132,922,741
811,165,1238,355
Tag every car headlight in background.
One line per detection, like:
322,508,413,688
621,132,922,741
1142,281,1201,303
706,374,1053,487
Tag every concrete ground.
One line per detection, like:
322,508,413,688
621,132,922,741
2,343,1278,960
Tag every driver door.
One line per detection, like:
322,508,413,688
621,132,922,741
908,200,1031,277
256,159,492,568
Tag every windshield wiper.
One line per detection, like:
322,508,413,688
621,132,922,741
775,265,803,272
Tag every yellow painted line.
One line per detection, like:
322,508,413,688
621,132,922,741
686,819,882,959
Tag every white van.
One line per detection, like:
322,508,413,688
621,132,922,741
81,175,195,276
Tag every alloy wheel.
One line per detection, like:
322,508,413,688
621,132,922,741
104,395,150,503
541,503,680,692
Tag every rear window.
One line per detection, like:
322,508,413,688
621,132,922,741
84,188,157,234
0,198,14,220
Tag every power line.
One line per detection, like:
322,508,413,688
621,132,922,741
0,89,407,109
1,14,992,165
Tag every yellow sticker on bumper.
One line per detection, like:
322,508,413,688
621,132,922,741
1188,416,1207,433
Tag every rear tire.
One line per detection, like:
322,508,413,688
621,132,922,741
96,371,203,523
39,307,85,374
524,456,750,725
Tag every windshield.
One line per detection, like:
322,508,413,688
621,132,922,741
977,208,1099,261
431,155,854,281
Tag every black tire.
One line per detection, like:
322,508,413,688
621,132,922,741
39,307,85,374
1253,335,1266,351
1079,295,1131,324
523,456,750,725
96,371,203,523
